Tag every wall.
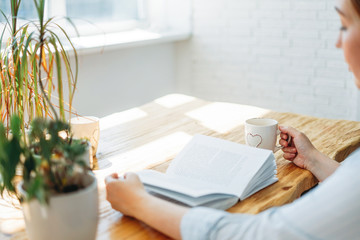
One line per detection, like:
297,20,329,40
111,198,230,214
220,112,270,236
72,43,175,117
175,0,358,120
70,0,191,118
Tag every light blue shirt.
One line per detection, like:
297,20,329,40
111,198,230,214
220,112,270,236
181,148,360,240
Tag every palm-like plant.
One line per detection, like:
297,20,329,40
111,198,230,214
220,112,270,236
0,0,78,135
0,0,90,205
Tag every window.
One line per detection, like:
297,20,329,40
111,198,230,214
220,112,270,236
0,0,38,21
66,0,143,22
1,0,191,50
0,0,146,34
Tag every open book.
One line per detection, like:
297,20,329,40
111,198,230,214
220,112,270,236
137,134,277,210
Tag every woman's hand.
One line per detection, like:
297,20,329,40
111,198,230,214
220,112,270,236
105,172,149,218
278,126,340,181
278,126,318,170
105,172,188,239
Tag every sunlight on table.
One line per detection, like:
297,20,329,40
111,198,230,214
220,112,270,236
95,131,192,182
186,102,270,134
0,193,24,235
100,108,147,131
154,94,196,108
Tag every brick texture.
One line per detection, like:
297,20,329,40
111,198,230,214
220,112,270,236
175,0,358,120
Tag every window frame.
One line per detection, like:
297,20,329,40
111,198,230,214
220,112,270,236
50,0,147,35
0,0,148,37
1,0,191,52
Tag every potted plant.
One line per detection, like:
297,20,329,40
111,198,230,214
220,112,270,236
0,116,98,240
0,1,98,239
0,0,78,134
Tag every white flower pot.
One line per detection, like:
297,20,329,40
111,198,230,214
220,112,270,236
18,174,99,240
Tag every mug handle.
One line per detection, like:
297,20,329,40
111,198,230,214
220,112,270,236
274,130,292,153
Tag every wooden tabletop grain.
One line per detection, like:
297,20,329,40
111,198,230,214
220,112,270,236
2,94,360,240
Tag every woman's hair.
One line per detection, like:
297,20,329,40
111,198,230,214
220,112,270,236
352,0,360,16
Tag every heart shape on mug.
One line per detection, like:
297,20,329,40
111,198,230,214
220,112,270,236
246,133,263,148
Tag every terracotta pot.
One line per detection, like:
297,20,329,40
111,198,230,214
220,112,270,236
18,174,99,240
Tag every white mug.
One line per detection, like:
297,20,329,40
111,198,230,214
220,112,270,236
245,118,289,152
70,116,100,157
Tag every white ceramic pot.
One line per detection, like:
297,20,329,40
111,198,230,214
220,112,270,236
18,174,99,240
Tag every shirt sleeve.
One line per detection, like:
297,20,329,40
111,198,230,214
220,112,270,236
181,207,232,239
181,149,360,240
181,206,307,240
181,207,261,240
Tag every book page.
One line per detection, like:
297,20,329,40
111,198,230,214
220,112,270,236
166,135,273,196
138,170,236,198
167,143,247,186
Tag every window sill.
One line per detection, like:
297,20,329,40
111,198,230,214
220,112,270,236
70,29,191,55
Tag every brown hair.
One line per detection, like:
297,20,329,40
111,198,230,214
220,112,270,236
352,0,360,16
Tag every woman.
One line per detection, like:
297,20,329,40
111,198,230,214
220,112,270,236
105,0,360,239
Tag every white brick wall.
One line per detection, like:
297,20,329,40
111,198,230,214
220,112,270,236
175,0,359,120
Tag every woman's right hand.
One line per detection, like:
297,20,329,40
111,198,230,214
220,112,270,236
279,126,340,181
278,126,318,170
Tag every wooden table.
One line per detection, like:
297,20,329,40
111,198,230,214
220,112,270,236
2,94,360,240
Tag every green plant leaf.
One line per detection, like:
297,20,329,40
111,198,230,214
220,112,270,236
23,153,35,182
0,116,22,196
10,115,21,139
